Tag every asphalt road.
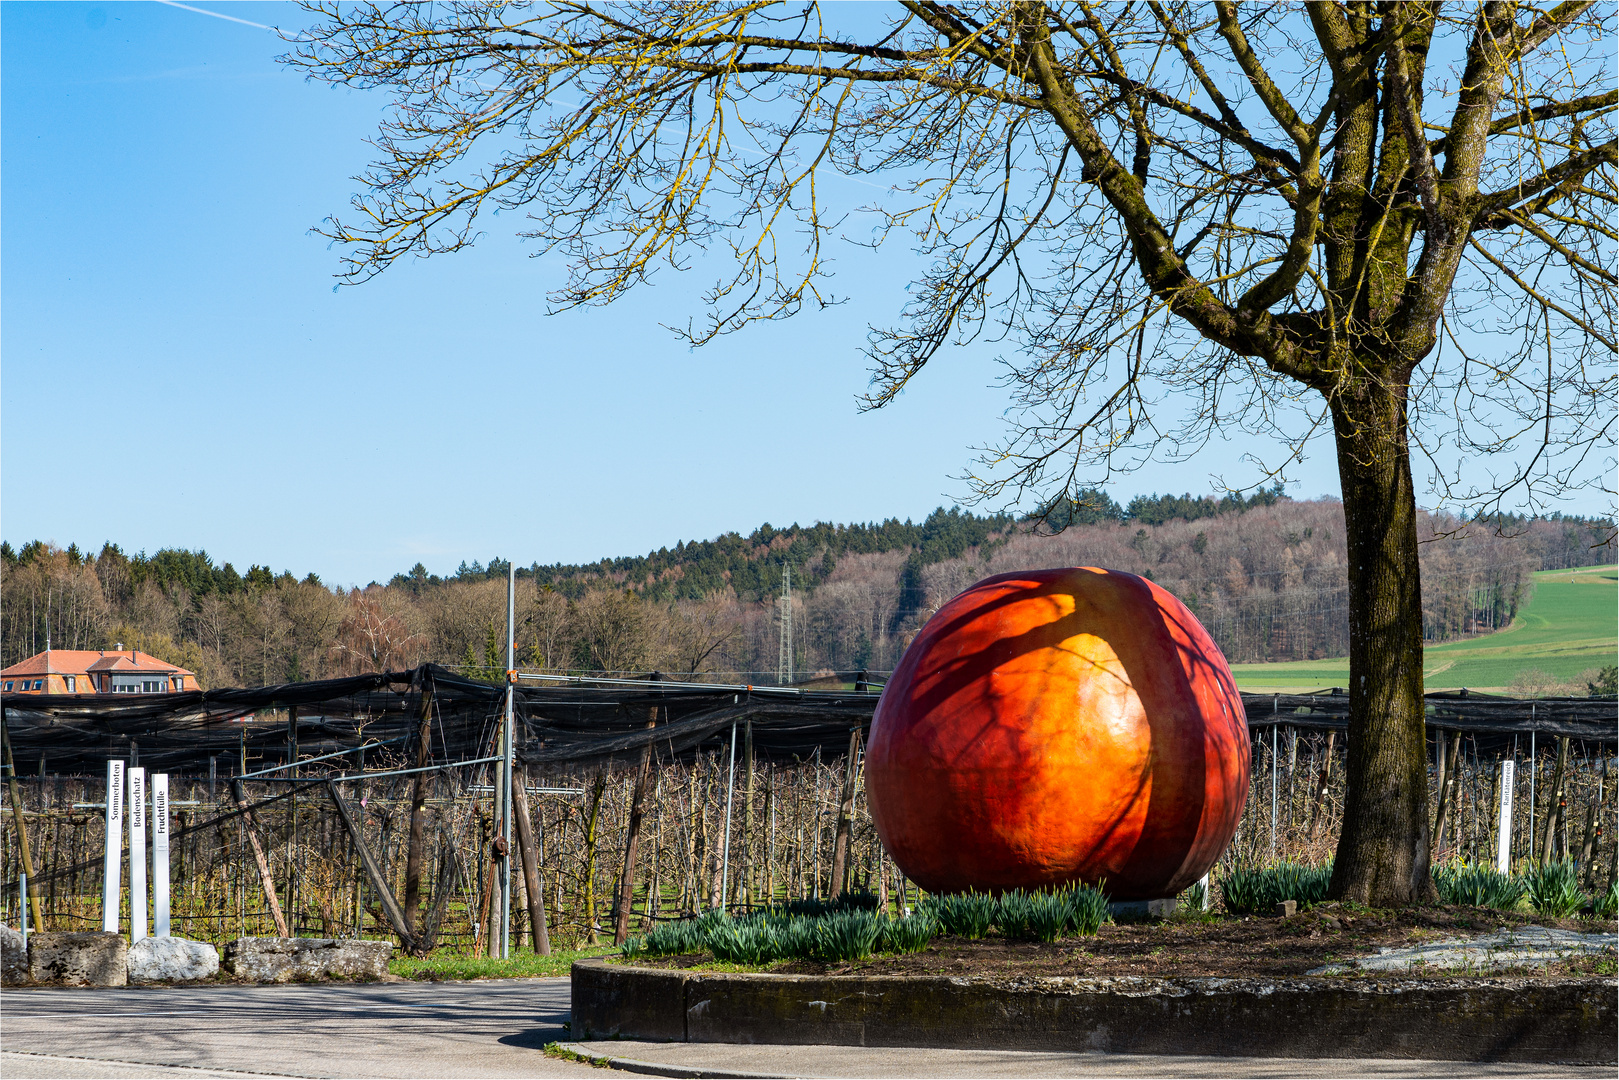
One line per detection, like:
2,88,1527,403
0,979,579,1079
1,979,1611,1079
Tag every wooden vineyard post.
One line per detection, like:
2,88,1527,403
828,726,861,898
613,674,660,945
231,780,290,938
512,768,551,955
326,780,414,951
1,712,44,932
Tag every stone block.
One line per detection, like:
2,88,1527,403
222,937,391,982
1,923,27,986
128,936,220,982
1274,900,1297,918
28,932,127,987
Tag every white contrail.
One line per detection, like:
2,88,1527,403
154,1,274,31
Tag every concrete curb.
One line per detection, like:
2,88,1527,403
556,1042,780,1079
571,959,1617,1064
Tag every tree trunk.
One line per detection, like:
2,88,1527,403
613,682,659,945
402,677,435,934
1538,737,1570,866
741,719,754,909
828,727,861,898
1433,731,1463,853
1307,730,1337,840
583,771,605,944
1328,376,1435,906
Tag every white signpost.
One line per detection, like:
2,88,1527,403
129,768,148,941
1496,759,1516,872
152,774,171,937
102,760,125,932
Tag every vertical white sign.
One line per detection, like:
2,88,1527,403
102,760,125,933
129,768,147,941
152,774,171,938
1496,759,1516,872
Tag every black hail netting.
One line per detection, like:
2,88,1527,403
1,663,1613,776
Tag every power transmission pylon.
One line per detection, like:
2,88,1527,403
777,564,793,685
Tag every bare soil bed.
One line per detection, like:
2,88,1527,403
638,904,1617,981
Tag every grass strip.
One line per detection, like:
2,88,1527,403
390,946,613,980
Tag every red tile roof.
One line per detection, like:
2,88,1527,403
1,649,195,679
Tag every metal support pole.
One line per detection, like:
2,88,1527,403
502,560,516,958
719,722,738,909
103,760,125,933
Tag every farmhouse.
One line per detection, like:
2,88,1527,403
0,647,196,695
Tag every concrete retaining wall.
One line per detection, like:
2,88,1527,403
572,959,1616,1064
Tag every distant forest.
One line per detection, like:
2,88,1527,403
3,493,1612,689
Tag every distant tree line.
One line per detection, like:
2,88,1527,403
3,497,1611,688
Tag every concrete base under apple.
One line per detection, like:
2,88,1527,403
571,959,1615,1064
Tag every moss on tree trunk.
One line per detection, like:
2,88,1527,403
1328,374,1434,906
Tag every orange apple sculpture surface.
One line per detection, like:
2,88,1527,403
867,567,1248,900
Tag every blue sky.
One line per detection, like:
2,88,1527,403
8,1,1552,588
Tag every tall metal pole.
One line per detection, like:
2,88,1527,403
502,560,516,958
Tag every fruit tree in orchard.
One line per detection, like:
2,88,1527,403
867,567,1248,900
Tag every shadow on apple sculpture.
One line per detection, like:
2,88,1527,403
867,567,1249,900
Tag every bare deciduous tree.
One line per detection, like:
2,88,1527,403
288,1,1615,903
330,589,429,674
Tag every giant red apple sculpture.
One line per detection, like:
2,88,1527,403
867,567,1248,900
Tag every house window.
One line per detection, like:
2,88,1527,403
32,680,43,690
175,676,184,690
66,676,76,693
101,675,110,692
3,681,11,691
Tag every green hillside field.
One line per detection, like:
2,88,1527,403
1230,563,1617,694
